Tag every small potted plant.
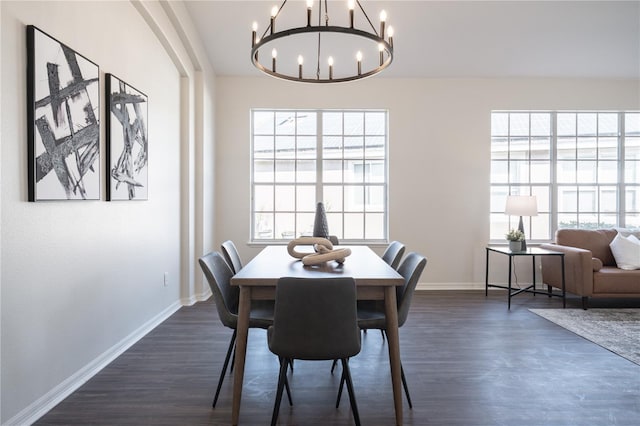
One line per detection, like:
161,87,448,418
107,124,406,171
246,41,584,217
506,229,525,251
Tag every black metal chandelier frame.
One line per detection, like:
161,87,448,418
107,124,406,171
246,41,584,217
251,0,394,83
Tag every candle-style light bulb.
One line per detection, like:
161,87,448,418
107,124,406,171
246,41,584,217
388,25,394,47
270,5,278,34
298,55,304,79
348,0,355,28
251,21,258,46
272,48,277,72
356,51,362,75
379,10,387,39
306,0,313,26
328,56,334,80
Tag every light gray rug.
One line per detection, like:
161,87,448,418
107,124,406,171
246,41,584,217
529,308,640,366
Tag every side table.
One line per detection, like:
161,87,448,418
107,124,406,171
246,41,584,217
485,246,566,309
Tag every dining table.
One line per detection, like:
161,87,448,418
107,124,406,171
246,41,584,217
230,244,406,425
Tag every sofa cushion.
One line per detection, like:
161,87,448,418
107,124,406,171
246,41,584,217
556,229,618,266
593,267,640,293
609,233,640,270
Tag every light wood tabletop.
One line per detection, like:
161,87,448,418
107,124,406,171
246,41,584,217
230,245,405,425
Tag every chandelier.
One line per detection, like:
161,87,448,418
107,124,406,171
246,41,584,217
250,0,394,83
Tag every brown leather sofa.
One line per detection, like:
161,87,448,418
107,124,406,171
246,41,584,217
540,229,640,309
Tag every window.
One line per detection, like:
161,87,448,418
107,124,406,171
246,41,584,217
251,109,388,243
490,111,640,242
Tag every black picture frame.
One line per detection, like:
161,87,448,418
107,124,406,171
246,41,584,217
105,73,148,201
27,25,100,201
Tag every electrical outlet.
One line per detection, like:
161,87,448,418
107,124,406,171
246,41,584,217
164,272,169,287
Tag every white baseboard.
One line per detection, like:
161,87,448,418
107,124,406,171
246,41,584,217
181,288,212,306
6,301,183,426
416,282,486,291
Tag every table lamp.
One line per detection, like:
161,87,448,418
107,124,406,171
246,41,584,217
505,195,538,250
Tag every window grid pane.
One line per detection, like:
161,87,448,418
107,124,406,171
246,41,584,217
252,109,388,242
491,112,552,241
491,111,640,241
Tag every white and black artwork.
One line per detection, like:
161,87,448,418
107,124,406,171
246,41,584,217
106,74,148,201
27,25,100,201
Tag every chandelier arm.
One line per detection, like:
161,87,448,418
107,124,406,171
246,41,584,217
324,0,329,25
316,0,322,79
316,31,321,79
260,0,288,40
356,0,379,36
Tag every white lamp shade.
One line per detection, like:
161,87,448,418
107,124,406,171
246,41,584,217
505,195,538,216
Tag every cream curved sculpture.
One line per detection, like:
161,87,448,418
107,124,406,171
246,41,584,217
286,237,351,265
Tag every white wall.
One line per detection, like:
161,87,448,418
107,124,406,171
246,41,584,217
215,76,640,288
0,1,215,423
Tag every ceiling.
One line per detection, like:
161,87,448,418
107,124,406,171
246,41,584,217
183,1,640,80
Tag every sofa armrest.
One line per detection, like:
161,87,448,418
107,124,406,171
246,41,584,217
540,243,594,297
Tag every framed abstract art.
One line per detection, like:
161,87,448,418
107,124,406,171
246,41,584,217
105,73,148,201
27,25,100,201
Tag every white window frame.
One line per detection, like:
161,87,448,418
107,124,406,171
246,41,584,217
490,111,640,243
250,109,389,244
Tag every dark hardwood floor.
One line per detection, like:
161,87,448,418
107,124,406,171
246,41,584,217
36,291,640,425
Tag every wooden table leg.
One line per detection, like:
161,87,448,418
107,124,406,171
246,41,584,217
232,286,251,425
384,286,403,425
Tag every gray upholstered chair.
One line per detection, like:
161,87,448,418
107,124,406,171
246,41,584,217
364,240,405,321
352,241,405,341
268,277,362,426
338,252,427,410
221,240,243,274
198,252,290,408
381,240,406,270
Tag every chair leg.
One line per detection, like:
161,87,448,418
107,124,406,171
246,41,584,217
331,359,339,374
335,369,346,408
340,329,412,411
271,357,289,426
212,330,236,408
284,359,293,406
341,358,361,426
400,363,413,409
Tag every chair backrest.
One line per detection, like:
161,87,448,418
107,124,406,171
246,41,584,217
268,277,361,361
198,252,240,328
396,252,427,327
221,240,243,274
381,241,406,270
